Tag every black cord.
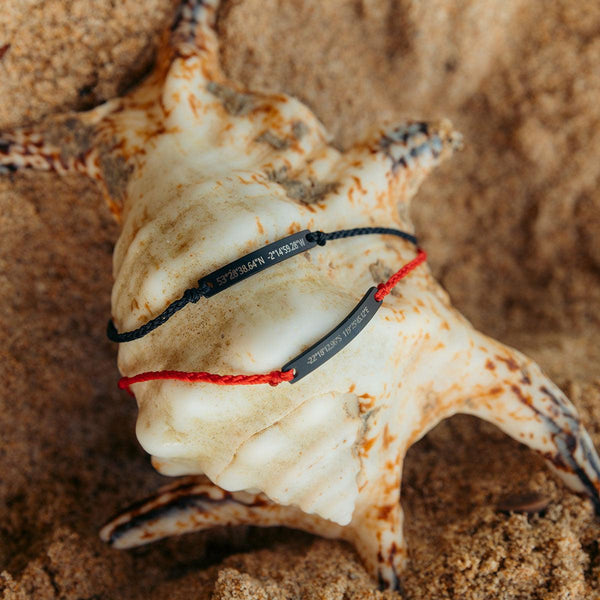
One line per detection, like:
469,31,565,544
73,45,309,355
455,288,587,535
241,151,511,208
306,227,416,246
107,226,417,343
107,282,211,342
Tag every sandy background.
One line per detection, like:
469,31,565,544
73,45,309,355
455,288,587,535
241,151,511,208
1,0,600,598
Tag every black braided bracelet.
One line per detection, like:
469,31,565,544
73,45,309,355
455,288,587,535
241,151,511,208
107,227,417,343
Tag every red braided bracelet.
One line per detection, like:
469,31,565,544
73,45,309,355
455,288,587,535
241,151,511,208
119,247,426,394
374,247,426,302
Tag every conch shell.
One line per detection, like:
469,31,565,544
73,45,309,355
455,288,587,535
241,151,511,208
2,0,599,589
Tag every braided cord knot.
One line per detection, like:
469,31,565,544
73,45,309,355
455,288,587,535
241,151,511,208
305,230,328,246
183,285,205,304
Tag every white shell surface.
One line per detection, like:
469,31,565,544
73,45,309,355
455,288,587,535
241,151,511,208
112,56,405,523
110,50,495,527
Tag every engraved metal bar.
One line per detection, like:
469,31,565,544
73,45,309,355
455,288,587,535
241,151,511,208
282,287,382,383
199,230,317,297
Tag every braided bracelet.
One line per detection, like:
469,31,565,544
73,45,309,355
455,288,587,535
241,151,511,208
117,229,425,390
108,227,417,343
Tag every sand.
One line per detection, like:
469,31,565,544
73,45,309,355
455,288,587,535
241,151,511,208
1,0,600,598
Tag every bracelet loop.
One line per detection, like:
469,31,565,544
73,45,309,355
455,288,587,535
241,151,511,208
108,226,417,343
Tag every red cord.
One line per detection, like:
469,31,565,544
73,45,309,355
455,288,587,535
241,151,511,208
374,247,427,302
119,368,295,395
119,248,427,392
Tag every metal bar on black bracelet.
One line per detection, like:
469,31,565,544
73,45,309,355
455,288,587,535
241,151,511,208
200,230,316,297
107,227,417,343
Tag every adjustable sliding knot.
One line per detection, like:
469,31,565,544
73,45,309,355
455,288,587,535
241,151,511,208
305,230,328,246
184,281,210,303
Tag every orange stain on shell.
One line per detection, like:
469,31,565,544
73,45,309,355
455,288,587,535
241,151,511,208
497,355,520,372
188,94,201,119
360,436,377,456
255,216,264,234
382,424,397,450
352,175,367,194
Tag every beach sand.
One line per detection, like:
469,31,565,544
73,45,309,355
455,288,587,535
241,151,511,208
1,1,600,598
